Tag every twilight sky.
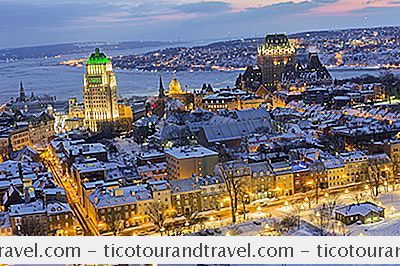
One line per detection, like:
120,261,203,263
0,0,399,48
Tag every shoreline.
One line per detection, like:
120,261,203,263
59,61,399,73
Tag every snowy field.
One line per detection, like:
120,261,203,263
193,188,400,237
349,192,400,236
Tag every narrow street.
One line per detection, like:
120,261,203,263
41,150,100,236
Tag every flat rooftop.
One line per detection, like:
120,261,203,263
165,146,218,159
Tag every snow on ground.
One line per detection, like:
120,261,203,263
192,216,323,237
219,188,400,236
191,218,279,236
288,223,319,236
348,191,400,236
274,187,400,236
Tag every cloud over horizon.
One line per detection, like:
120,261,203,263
0,0,399,48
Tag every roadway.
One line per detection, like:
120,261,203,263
41,150,100,236
123,181,367,235
40,149,367,236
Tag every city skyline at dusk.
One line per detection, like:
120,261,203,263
1,2,400,265
1,0,400,48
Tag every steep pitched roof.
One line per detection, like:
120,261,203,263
200,119,273,143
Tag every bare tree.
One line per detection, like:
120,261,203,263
309,160,325,205
291,200,304,229
17,217,46,236
325,194,340,216
184,211,198,223
105,212,125,236
183,211,198,233
268,220,282,236
237,179,251,221
367,166,381,199
367,155,394,198
310,208,331,236
277,215,298,235
147,201,168,233
351,191,368,204
218,161,249,224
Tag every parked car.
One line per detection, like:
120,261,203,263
253,221,262,226
206,229,215,235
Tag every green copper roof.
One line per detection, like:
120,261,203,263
87,48,110,65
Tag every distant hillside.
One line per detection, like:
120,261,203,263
112,26,400,72
0,41,180,60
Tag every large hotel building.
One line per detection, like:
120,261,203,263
83,48,119,132
257,34,296,89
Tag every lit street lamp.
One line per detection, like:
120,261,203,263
390,206,395,215
304,196,311,208
160,226,165,235
209,216,215,229
335,221,342,235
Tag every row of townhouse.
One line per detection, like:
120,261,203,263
82,176,227,233
0,159,74,235
0,112,55,159
221,149,394,201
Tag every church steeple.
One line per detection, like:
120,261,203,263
19,82,26,102
159,76,165,98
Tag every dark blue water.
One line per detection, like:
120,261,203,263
0,53,398,104
0,58,240,103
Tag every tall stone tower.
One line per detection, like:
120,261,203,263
257,34,296,89
83,48,119,132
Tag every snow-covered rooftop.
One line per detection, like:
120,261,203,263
335,202,384,217
165,146,217,159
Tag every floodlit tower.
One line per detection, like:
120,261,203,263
83,48,119,132
168,74,183,95
257,33,296,89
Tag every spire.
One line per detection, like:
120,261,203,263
19,81,26,102
159,76,165,98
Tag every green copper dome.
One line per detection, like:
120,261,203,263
87,48,111,65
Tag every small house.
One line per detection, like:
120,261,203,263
335,202,384,225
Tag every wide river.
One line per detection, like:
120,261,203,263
0,48,399,104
